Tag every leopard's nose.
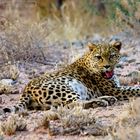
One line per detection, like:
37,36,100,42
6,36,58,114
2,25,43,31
104,65,110,69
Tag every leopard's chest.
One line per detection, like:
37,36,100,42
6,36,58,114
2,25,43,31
65,78,98,100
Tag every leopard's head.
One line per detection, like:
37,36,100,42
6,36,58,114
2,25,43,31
84,40,121,79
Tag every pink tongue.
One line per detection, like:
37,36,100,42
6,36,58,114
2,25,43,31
104,71,113,78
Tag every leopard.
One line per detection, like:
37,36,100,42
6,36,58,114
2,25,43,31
3,39,140,113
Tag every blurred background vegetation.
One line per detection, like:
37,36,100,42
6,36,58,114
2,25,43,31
0,0,140,64
0,0,140,36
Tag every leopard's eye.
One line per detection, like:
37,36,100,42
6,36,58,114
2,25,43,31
95,55,102,60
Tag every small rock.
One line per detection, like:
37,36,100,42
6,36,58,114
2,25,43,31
71,40,84,48
0,97,2,103
92,34,102,42
127,59,136,63
0,135,4,140
120,56,128,63
116,64,123,68
127,71,140,80
0,79,16,85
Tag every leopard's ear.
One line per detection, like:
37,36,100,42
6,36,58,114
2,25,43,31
110,39,122,51
87,42,97,52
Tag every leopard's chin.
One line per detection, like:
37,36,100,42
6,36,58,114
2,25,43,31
101,70,114,79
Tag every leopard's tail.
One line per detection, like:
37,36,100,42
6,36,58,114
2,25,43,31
3,93,31,113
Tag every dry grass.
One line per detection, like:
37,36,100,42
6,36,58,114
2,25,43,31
35,106,107,136
0,0,139,66
32,99,140,138
0,82,14,95
107,98,140,140
115,0,140,35
0,19,49,64
0,63,19,94
36,110,59,129
57,106,96,128
1,98,140,139
0,0,113,65
0,63,19,80
0,114,26,136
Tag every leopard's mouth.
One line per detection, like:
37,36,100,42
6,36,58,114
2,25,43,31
101,70,114,79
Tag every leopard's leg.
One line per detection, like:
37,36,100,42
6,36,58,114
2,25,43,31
98,96,117,105
3,92,31,113
97,76,140,100
80,96,117,109
80,99,108,109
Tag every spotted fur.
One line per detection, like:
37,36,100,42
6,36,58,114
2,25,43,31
3,40,140,113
